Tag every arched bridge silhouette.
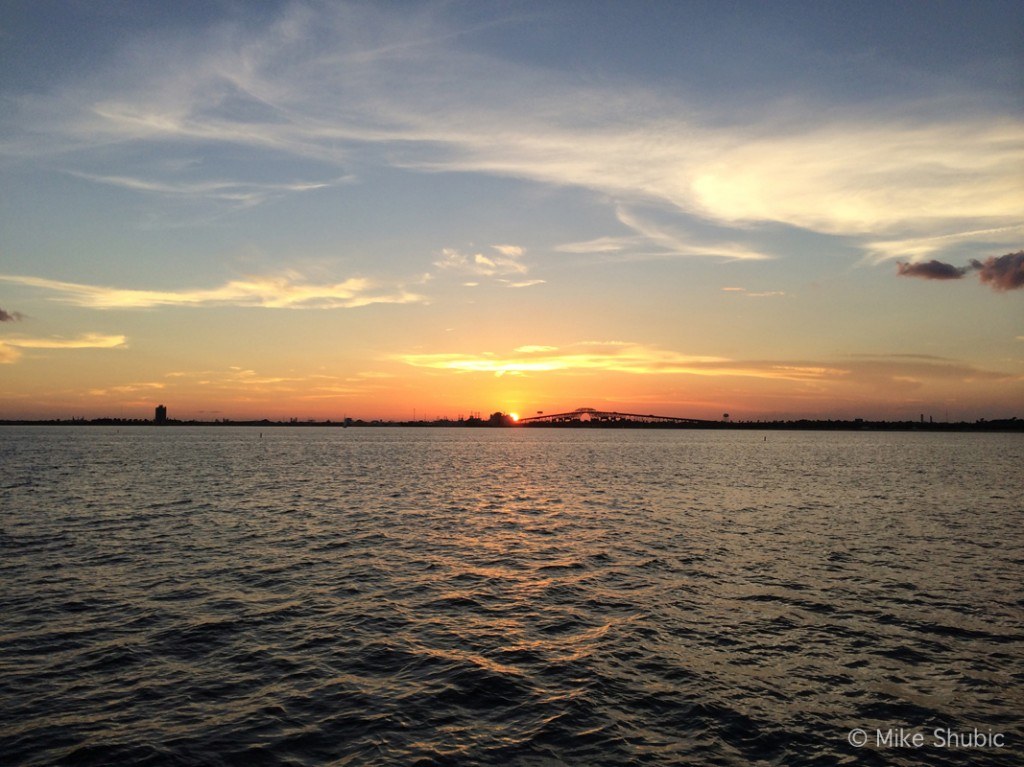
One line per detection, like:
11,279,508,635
517,407,715,425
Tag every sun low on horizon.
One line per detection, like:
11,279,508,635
1,1,1022,423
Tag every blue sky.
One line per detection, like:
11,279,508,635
1,1,1021,420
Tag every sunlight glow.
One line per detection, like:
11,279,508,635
0,3,1020,422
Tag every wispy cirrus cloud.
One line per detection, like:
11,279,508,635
3,3,1019,257
720,287,786,298
2,332,126,350
555,236,637,255
150,366,385,402
68,171,348,208
866,224,1024,264
89,381,165,397
0,332,127,364
399,342,1015,387
0,272,425,309
555,206,774,263
391,112,1023,255
399,342,834,381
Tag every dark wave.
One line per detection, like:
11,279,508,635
1,426,1022,766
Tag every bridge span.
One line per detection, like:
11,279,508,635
517,407,716,426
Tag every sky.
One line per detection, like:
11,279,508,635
1,0,1022,422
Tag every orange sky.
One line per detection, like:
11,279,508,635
1,3,1022,422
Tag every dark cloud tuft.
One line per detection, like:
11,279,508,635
0,307,25,322
896,260,968,280
897,251,1024,292
969,251,1024,291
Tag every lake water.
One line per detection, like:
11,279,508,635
1,426,1022,766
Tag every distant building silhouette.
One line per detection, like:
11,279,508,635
155,404,167,424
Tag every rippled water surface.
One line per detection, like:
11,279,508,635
2,426,1022,766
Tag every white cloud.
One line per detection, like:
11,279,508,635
556,208,774,263
0,332,127,363
152,365,362,398
67,171,347,208
515,345,558,353
399,342,1015,386
89,381,165,396
401,342,736,378
433,244,529,280
503,279,545,288
722,287,785,297
3,3,1020,258
0,272,424,309
555,236,637,254
611,206,774,261
865,224,1024,264
3,332,127,349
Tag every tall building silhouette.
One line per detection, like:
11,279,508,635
155,404,167,424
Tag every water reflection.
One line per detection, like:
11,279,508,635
1,427,1021,766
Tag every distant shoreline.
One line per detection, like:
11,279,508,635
1,418,1021,432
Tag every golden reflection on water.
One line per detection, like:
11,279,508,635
3,427,1023,766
